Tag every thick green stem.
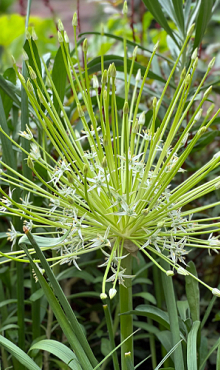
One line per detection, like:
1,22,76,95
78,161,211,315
119,251,133,370
160,258,184,370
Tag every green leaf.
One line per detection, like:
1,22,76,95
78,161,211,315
154,339,182,370
199,337,220,370
193,0,214,49
177,300,190,322
0,324,19,332
198,336,208,370
133,292,156,305
125,351,135,370
101,338,111,357
187,321,200,370
0,68,16,119
0,334,41,370
87,55,166,84
23,39,42,91
185,261,200,322
29,288,44,302
217,344,220,370
191,131,220,152
52,46,67,115
171,0,185,35
30,339,82,370
124,304,170,329
141,0,179,46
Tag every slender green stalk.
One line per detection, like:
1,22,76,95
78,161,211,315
160,258,184,370
103,304,120,370
119,252,133,370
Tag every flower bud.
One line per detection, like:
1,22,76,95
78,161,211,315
177,267,188,275
37,89,45,104
22,49,29,61
215,181,220,190
100,293,107,300
77,104,84,118
133,46,138,57
28,66,37,80
27,79,34,93
64,31,69,44
83,38,88,52
122,1,128,15
187,23,195,37
67,172,74,184
27,156,34,169
103,89,107,100
92,75,99,89
32,27,38,41
67,196,74,205
208,57,215,69
153,97,157,109
123,101,129,114
58,19,64,32
101,156,108,169
212,288,220,297
213,151,220,160
132,119,138,134
19,73,26,84
58,31,64,43
193,57,198,69
153,41,159,52
72,12,78,27
25,28,31,40
191,48,197,61
103,135,108,147
204,86,212,99
83,164,89,175
180,67,186,80
102,70,108,85
109,288,117,299
194,108,202,122
198,127,207,136
138,112,145,125
136,69,141,82
185,74,191,85
108,63,116,78
166,270,174,277
207,103,215,116
157,220,165,228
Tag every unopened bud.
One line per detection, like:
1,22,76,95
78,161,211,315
67,196,74,205
193,57,198,69
83,164,89,175
77,104,84,118
153,41,159,52
58,31,64,43
108,63,116,78
153,97,157,108
102,70,108,85
132,119,139,133
83,38,88,52
185,74,191,85
25,28,31,40
187,23,195,37
122,1,128,15
213,151,220,160
28,66,37,80
157,220,165,228
212,288,220,297
27,156,34,169
177,267,188,275
58,19,64,32
194,109,203,122
198,127,207,136
18,73,26,84
208,57,215,69
166,270,174,277
101,157,108,168
133,46,138,57
141,208,149,215
64,31,69,43
180,67,186,80
191,48,197,61
103,89,107,100
136,69,141,82
207,103,215,116
100,293,107,300
67,172,74,184
204,86,212,99
72,12,77,27
109,288,117,299
37,89,45,104
215,181,220,190
123,101,129,114
138,112,145,125
22,49,29,61
27,79,34,93
32,27,38,41
93,75,99,89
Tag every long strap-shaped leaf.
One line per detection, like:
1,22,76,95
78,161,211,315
187,321,200,370
21,229,99,369
0,335,41,370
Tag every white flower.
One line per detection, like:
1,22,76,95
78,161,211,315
212,288,220,297
91,227,111,248
109,288,117,299
19,125,33,140
6,222,19,249
30,143,41,160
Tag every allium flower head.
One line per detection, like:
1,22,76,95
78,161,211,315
0,19,220,299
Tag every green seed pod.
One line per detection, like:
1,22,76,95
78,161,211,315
102,70,108,85
103,135,108,147
28,66,37,80
123,101,129,114
83,38,88,52
19,73,26,84
101,157,108,169
27,79,34,93
83,164,89,175
72,12,77,27
67,172,74,184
